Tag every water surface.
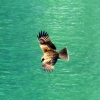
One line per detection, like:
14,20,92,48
0,0,100,100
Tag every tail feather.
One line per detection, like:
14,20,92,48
58,47,69,61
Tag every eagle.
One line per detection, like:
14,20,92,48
37,31,69,72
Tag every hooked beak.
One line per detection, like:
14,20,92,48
41,58,44,62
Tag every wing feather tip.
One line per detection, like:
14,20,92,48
37,35,39,39
42,68,54,72
38,31,48,38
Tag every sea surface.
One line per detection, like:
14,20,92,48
0,0,100,100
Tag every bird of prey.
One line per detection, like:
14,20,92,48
37,31,69,72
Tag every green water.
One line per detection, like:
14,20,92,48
0,0,100,100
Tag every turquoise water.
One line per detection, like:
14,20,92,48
0,0,100,100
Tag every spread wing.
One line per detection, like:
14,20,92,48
42,56,58,72
37,31,56,53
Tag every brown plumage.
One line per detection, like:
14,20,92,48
37,31,69,72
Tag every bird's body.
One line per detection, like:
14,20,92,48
37,31,69,72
